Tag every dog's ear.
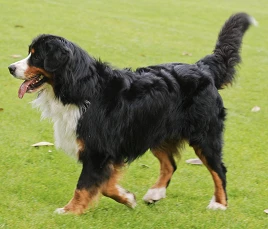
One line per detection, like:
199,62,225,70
44,39,72,72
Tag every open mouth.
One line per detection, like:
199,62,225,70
18,74,48,99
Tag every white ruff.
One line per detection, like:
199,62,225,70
32,87,81,158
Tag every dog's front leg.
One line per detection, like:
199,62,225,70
55,188,97,215
55,157,111,215
101,164,136,208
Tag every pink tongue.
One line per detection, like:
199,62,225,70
18,79,34,99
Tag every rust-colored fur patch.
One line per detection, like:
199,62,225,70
24,66,52,79
101,164,135,207
193,146,227,206
210,171,227,206
63,188,99,214
76,139,85,158
151,150,174,188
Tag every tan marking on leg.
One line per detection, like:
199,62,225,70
210,171,227,206
143,141,179,203
63,189,98,215
101,164,136,208
151,150,174,189
62,188,99,215
193,146,227,206
150,140,179,189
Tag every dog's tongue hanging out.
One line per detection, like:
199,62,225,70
18,80,34,99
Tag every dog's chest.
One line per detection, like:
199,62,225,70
32,88,81,158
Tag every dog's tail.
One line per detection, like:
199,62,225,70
197,12,257,89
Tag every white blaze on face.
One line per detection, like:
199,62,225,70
10,54,31,79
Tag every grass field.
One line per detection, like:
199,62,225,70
1,0,268,228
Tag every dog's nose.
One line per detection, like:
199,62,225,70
8,65,16,75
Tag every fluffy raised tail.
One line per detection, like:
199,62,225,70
198,12,257,89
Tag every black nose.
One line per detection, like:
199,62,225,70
8,65,16,75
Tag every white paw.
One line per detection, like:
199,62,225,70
126,192,137,208
54,208,67,214
143,187,166,203
207,196,227,210
116,185,137,208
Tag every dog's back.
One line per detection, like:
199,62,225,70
137,13,256,90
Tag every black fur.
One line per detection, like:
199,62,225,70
12,13,254,210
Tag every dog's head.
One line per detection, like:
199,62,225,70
8,34,72,98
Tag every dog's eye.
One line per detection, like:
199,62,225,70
32,54,39,60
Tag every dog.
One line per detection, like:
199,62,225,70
8,13,255,214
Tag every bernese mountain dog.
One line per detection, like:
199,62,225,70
8,13,255,214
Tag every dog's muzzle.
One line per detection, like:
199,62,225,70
8,65,16,76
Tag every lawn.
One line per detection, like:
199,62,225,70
0,0,268,228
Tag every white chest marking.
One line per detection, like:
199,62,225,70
32,87,81,158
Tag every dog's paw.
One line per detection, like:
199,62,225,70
54,206,85,215
143,187,166,203
207,196,227,210
54,207,67,214
125,192,137,208
116,185,137,208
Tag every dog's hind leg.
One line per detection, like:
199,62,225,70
143,141,178,203
193,143,227,210
101,164,136,208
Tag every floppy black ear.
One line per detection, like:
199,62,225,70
44,39,72,72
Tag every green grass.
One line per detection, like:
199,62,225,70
1,0,268,228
